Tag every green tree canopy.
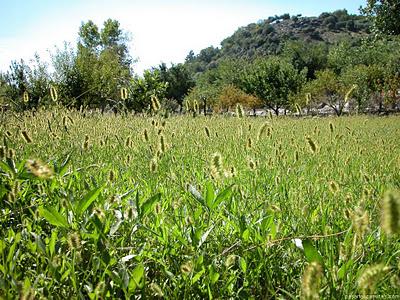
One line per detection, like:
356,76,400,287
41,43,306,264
240,57,306,115
361,0,400,35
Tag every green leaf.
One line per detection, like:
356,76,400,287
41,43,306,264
242,228,250,242
140,193,161,217
302,239,324,265
39,207,69,228
76,186,103,216
205,182,215,209
211,185,233,210
128,264,145,292
0,160,14,175
198,226,214,248
239,257,247,273
6,233,20,263
192,268,205,284
59,154,71,176
338,259,353,280
49,230,57,257
188,184,205,207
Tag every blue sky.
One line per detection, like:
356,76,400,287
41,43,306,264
0,0,365,74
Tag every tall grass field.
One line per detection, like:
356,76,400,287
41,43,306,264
1,107,400,299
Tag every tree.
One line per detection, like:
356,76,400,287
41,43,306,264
361,0,400,35
306,69,349,116
0,55,54,110
341,64,386,112
217,84,262,112
158,63,195,110
240,57,306,115
127,69,167,112
282,40,328,79
52,19,133,109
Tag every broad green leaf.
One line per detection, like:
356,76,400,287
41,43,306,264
242,228,250,241
39,207,69,228
192,268,205,284
6,233,20,263
188,184,205,207
0,160,14,175
141,193,161,217
205,182,215,209
302,239,324,265
239,257,247,273
211,185,233,210
198,226,214,248
76,186,103,216
49,230,57,257
129,264,145,292
338,259,353,280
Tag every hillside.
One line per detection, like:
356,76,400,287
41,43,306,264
185,9,371,74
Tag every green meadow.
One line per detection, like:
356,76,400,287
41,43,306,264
1,108,400,298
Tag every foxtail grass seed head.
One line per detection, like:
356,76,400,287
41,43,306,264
108,169,115,182
154,202,162,214
211,152,223,178
193,100,199,112
93,207,105,220
67,232,81,250
120,87,128,100
305,92,311,105
257,122,269,141
230,166,237,177
149,282,164,297
151,95,161,111
225,255,236,268
83,135,90,150
328,181,339,194
23,91,29,103
150,158,158,173
390,275,400,288
301,262,323,300
185,100,190,112
94,281,106,297
306,136,317,153
350,208,369,240
357,264,389,296
125,136,131,147
125,206,138,219
329,122,334,134
381,190,400,235
236,103,244,118
19,287,35,300
0,146,5,159
50,85,58,102
204,127,210,138
143,129,149,143
25,159,53,179
345,84,357,102
21,130,32,143
180,261,193,274
246,137,252,149
248,157,256,171
6,130,12,137
159,135,166,153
